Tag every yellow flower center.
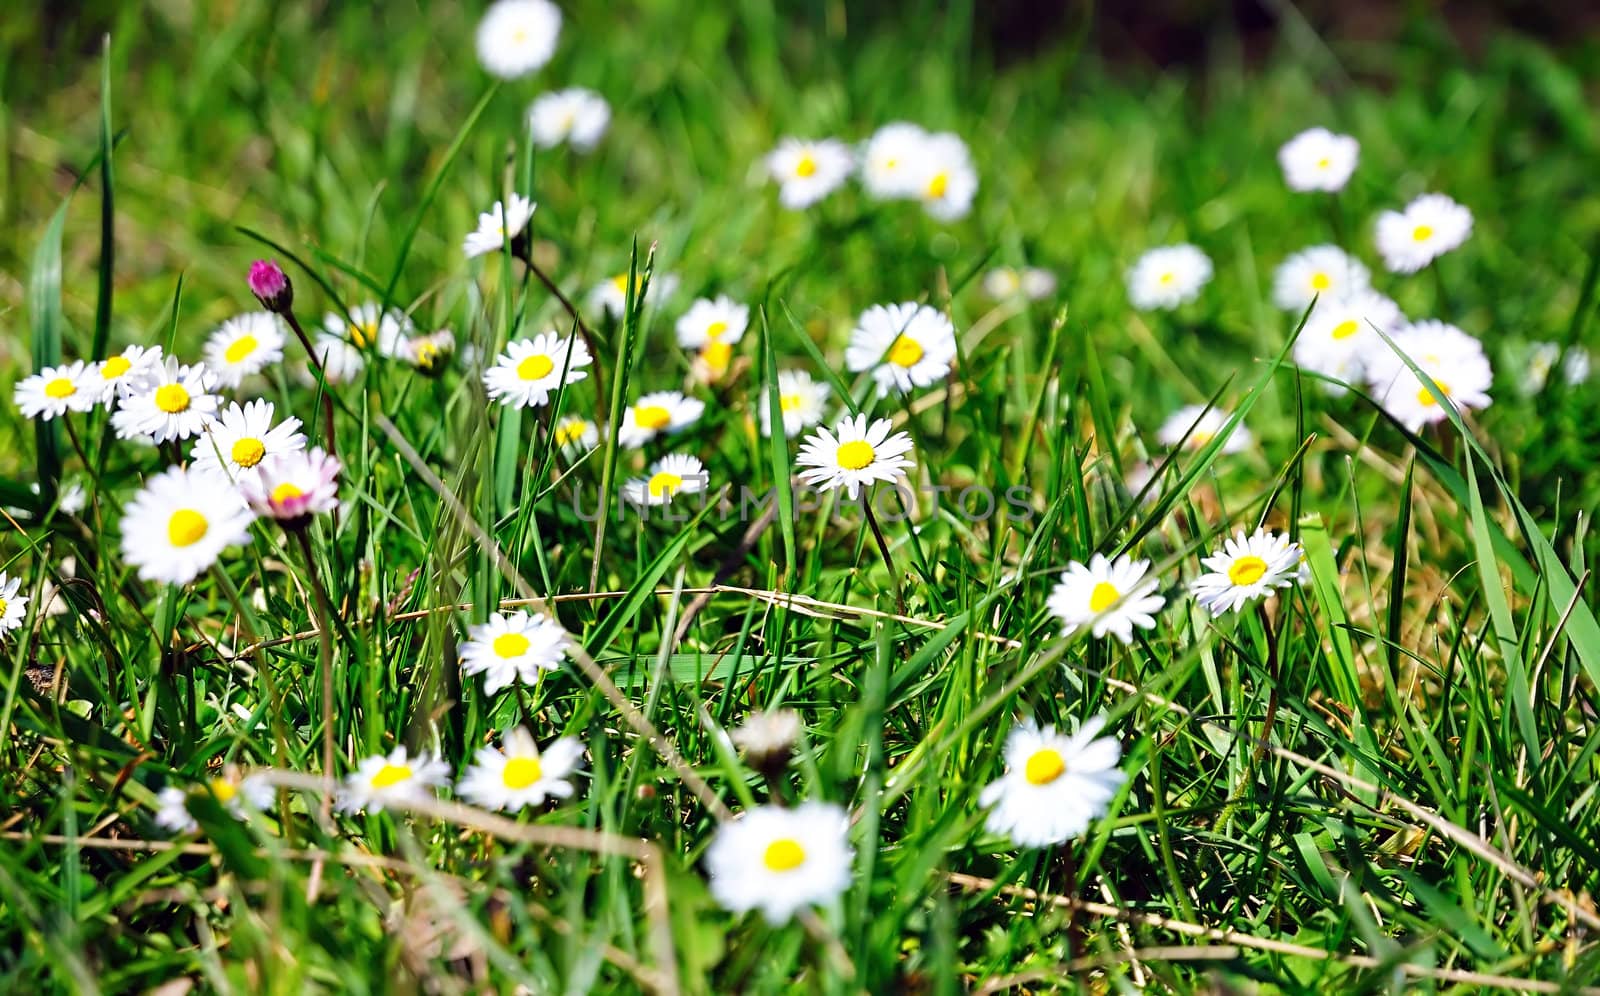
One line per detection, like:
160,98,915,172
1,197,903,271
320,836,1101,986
887,334,924,368
1412,224,1433,243
517,353,554,381
1416,382,1451,407
101,356,131,379
836,440,876,470
208,778,238,803
155,383,191,414
610,274,631,295
0,598,8,617
44,377,77,399
705,320,729,340
1227,555,1269,587
647,471,684,499
167,509,209,548
762,838,807,872
554,419,590,447
270,482,305,504
1316,156,1330,168
1330,319,1361,340
350,322,379,348
231,437,267,467
1088,581,1121,613
701,340,732,376
370,764,412,789
414,341,443,369
795,154,818,178
502,756,544,789
1024,748,1067,786
1158,271,1175,285
634,404,672,430
926,172,949,199
1189,431,1214,448
224,335,259,364
1310,272,1331,291
779,392,804,412
493,632,531,658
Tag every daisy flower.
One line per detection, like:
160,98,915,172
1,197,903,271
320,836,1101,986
705,802,853,925
310,333,366,384
1190,529,1304,615
730,709,802,773
463,193,536,260
1127,245,1213,311
402,329,457,376
1271,245,1370,313
623,453,708,508
1046,554,1165,645
110,357,220,443
120,466,255,585
1523,342,1591,394
483,332,592,408
1375,193,1473,274
326,303,411,357
458,728,585,811
1277,127,1359,192
845,302,958,396
588,271,680,319
202,312,286,388
860,121,928,200
1292,290,1403,393
675,296,749,350
617,391,704,448
14,361,96,421
553,415,599,457
90,345,163,405
796,413,915,500
338,746,451,815
760,369,830,438
239,448,341,525
459,610,570,694
983,266,1056,301
154,770,273,833
765,137,855,210
190,400,306,480
1365,320,1493,431
475,0,561,79
528,87,610,151
0,571,28,638
1156,405,1251,454
980,716,1125,847
912,132,978,221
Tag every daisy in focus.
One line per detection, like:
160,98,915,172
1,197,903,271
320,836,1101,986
982,266,1057,302
766,137,855,210
120,466,256,585
1127,244,1213,311
463,193,536,260
1277,127,1359,192
0,571,28,638
459,610,570,694
1156,405,1251,454
1375,193,1473,273
1190,529,1305,615
705,802,853,925
760,369,830,438
1364,320,1493,430
528,87,610,151
110,357,220,443
589,271,679,319
1292,290,1404,393
153,770,273,834
980,716,1125,848
617,391,704,448
475,0,561,79
1046,554,1165,645
239,448,342,526
553,415,599,457
912,132,978,221
844,302,957,396
458,728,585,811
860,121,927,199
483,332,592,408
90,345,163,405
623,453,707,508
202,312,286,388
14,361,96,421
338,746,451,815
326,303,411,357
796,414,915,499
190,400,305,480
1271,245,1370,313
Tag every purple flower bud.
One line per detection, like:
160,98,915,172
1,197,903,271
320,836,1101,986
248,259,293,313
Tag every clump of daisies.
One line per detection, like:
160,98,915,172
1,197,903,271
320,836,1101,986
1293,290,1404,394
1364,320,1493,430
981,716,1125,847
459,611,571,694
458,728,585,812
1190,529,1305,615
850,122,979,220
705,802,853,924
1375,193,1473,274
1047,554,1165,645
1278,127,1359,192
1127,244,1213,311
528,88,610,151
765,137,855,210
844,302,957,396
111,357,221,443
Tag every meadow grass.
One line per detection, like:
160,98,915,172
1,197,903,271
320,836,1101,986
2,2,1599,992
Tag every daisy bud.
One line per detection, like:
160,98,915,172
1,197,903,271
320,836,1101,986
240,448,341,529
732,709,802,779
248,259,293,314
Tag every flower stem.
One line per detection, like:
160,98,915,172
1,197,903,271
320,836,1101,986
294,528,339,823
861,494,905,615
280,306,339,466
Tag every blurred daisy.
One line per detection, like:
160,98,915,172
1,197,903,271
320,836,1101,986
111,357,220,443
1293,290,1403,393
731,709,802,773
1156,405,1251,454
14,361,96,421
589,271,679,319
1190,529,1304,615
460,610,570,694
402,329,457,376
1523,342,1591,394
845,302,957,396
1365,320,1493,430
475,0,561,79
338,746,450,814
483,332,591,408
1046,554,1165,645
90,345,163,404
618,391,704,448
553,415,599,457
463,193,536,260
624,453,707,508
760,369,829,438
326,304,411,357
1375,193,1473,274
980,716,1124,847
705,802,853,924
766,137,855,210
983,266,1056,301
913,132,978,221
528,87,610,151
0,571,27,638
308,334,366,385
1127,245,1213,311
240,448,341,525
459,728,585,811
121,466,255,585
692,340,738,383
190,400,305,480
1271,245,1370,313
796,414,915,499
675,296,749,350
153,771,273,834
860,121,927,200
202,312,286,388
1277,127,1359,192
